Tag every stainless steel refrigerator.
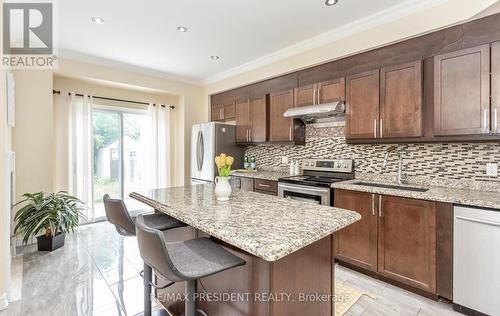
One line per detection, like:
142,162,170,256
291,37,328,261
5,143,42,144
190,122,244,184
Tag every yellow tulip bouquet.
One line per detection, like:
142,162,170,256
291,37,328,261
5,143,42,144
214,153,234,177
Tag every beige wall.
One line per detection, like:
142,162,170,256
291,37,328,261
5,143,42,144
205,0,499,95
12,70,54,197
0,70,12,307
55,59,208,185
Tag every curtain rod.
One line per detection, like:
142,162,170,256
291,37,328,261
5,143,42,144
52,90,175,109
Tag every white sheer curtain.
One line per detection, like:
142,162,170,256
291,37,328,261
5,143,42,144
54,93,94,221
149,104,171,189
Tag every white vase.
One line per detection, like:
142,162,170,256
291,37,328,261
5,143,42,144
214,176,232,201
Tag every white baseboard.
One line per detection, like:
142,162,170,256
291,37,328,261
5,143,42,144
0,293,8,311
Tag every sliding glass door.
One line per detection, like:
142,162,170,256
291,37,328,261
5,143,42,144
92,109,152,221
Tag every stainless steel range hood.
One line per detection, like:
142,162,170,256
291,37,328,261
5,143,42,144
283,101,346,123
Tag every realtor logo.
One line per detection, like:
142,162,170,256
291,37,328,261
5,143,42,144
2,1,57,69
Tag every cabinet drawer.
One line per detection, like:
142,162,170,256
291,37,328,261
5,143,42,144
254,179,277,194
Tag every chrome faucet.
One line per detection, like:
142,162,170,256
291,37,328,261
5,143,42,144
382,147,408,185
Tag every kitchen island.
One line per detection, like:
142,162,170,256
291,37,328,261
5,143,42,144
131,184,360,316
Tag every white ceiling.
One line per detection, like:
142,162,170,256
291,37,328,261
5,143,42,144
58,0,430,84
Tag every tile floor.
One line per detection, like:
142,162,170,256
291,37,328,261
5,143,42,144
0,221,462,316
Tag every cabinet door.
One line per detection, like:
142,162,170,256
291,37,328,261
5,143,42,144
270,89,295,142
492,42,500,134
318,78,345,104
334,190,378,272
250,96,268,142
224,101,236,120
434,45,490,136
211,104,225,121
346,70,380,139
378,195,437,293
235,99,251,143
380,61,423,138
294,84,316,107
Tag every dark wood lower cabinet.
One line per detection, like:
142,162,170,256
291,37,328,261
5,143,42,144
159,232,334,316
377,195,437,293
334,190,378,272
334,189,450,298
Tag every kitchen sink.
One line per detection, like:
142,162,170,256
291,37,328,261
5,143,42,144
352,182,429,192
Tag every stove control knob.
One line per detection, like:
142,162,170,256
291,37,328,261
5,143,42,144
337,163,342,168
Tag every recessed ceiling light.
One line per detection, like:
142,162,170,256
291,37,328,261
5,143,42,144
210,55,220,60
177,26,188,32
91,16,104,24
325,0,339,6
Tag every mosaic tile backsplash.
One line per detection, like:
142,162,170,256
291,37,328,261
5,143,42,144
245,124,500,190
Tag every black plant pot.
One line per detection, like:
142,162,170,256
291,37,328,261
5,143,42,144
36,233,65,251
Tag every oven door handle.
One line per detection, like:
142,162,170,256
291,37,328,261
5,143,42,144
278,183,330,194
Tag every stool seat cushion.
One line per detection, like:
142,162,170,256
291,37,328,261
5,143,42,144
141,213,186,231
166,237,246,280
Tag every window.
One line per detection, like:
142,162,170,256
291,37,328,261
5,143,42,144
92,109,153,220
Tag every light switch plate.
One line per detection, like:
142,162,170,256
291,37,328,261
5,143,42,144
281,156,289,164
486,163,498,177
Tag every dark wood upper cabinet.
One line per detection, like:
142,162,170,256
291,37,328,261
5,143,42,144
250,96,269,142
346,70,380,139
270,89,296,142
235,99,251,143
318,78,345,104
434,45,490,136
492,42,500,135
380,61,423,138
294,84,316,107
211,104,225,121
211,101,235,121
224,102,236,120
377,195,437,293
334,190,378,272
294,78,345,107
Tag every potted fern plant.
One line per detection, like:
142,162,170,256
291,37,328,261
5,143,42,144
13,191,86,251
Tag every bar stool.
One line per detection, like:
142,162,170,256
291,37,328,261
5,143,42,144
103,194,186,316
103,194,186,235
135,214,246,316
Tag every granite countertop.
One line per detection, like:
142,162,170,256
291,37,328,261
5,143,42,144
230,170,289,181
130,184,360,262
332,180,500,210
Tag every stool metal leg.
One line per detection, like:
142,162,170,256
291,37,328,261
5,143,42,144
144,263,153,316
185,280,197,316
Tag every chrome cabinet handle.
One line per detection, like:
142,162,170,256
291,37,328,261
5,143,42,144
258,183,271,188
378,195,382,217
372,194,375,216
317,89,320,104
456,215,500,227
373,119,377,138
313,88,316,105
289,125,293,141
249,128,252,142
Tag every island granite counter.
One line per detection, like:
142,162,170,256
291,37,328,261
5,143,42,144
131,184,360,316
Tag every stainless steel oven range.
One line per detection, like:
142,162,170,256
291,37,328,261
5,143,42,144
278,159,354,206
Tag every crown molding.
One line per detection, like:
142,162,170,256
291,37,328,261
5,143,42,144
202,0,448,85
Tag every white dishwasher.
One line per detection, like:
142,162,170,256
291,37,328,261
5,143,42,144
454,206,500,316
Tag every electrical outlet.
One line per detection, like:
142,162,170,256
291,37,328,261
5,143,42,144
486,163,498,177
281,156,289,164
